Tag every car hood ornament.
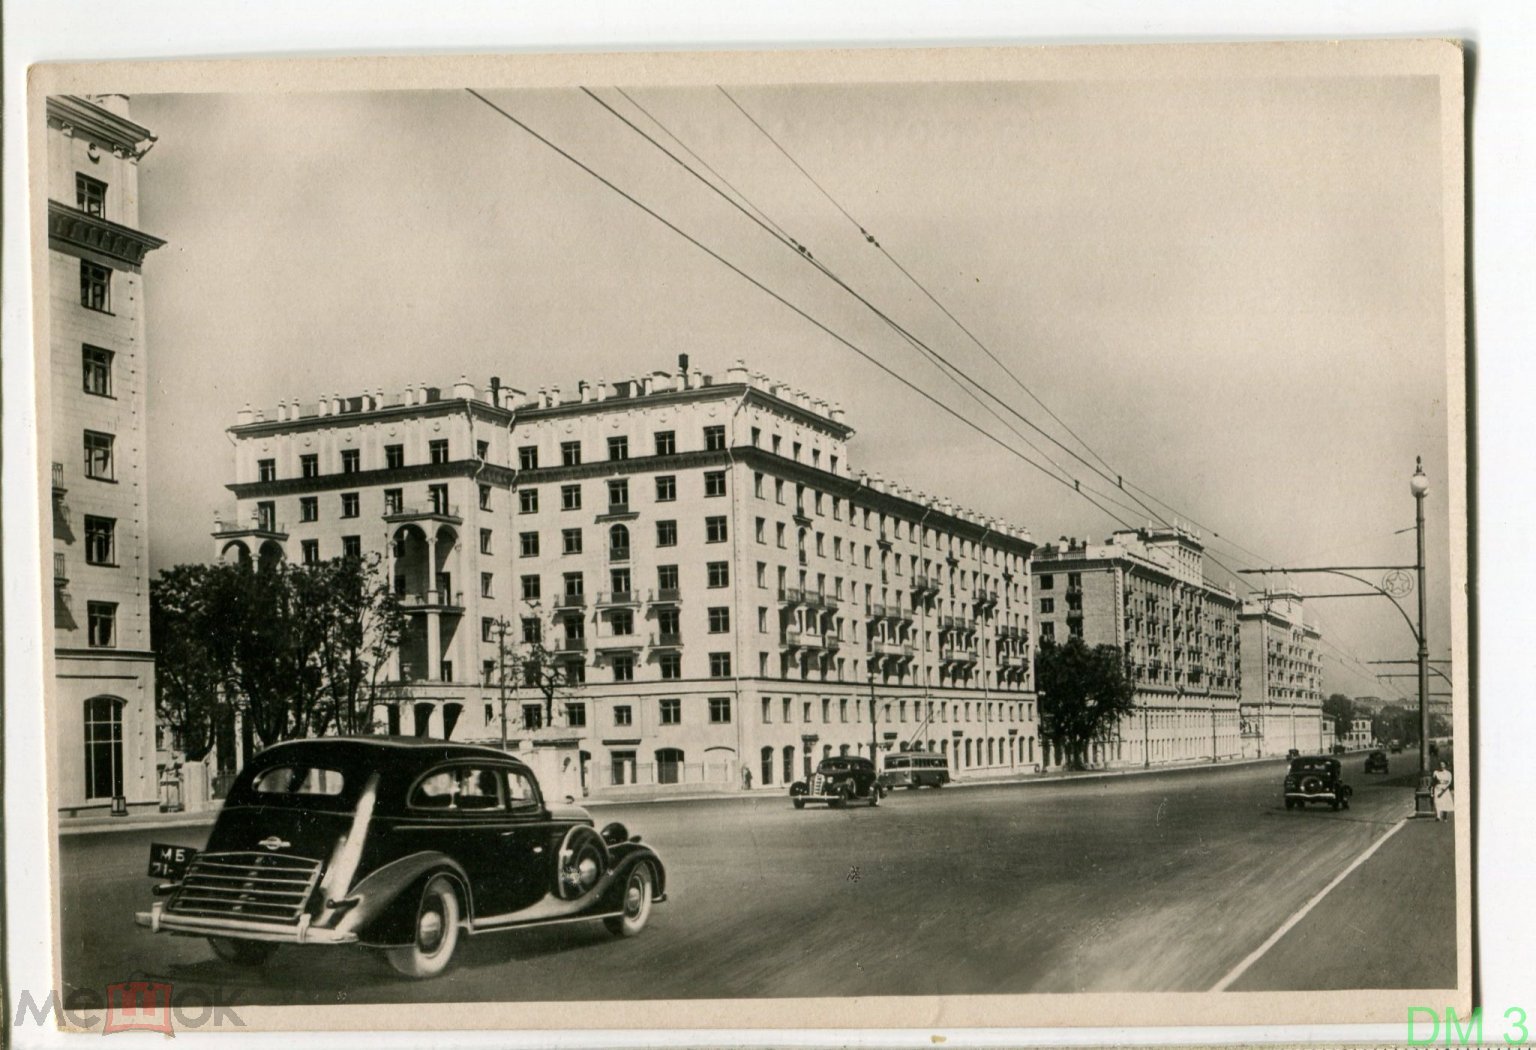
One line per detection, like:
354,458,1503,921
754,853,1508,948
257,836,291,852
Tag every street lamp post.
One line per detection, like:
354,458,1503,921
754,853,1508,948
1411,457,1434,816
867,669,879,763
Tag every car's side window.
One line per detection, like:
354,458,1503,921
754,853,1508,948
410,766,506,812
504,769,542,814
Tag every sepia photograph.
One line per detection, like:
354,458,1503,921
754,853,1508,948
24,39,1468,1032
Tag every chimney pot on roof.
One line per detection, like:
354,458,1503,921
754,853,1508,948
690,367,703,389
237,403,254,425
597,378,608,402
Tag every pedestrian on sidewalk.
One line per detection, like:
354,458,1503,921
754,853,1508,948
1432,761,1454,822
742,767,753,791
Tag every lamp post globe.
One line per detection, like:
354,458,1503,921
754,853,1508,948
1410,456,1429,499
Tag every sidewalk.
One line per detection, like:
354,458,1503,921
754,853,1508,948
57,750,1298,834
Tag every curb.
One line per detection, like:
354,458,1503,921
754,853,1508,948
58,751,1311,834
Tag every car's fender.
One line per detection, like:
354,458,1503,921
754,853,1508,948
338,852,473,947
601,842,667,909
788,781,809,797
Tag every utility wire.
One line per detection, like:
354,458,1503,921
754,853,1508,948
464,88,1137,529
587,86,1153,529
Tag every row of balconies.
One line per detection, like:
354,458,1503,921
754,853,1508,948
555,587,682,610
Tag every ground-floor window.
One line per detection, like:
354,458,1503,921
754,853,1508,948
611,750,636,785
760,746,774,786
83,696,124,799
782,745,795,784
656,748,684,784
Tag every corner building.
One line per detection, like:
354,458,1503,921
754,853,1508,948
219,360,1039,796
1237,589,1326,756
1030,528,1243,767
47,96,166,814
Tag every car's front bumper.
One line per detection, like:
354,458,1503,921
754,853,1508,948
135,902,357,944
1285,791,1342,801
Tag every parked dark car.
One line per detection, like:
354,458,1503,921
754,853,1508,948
1365,750,1390,774
1330,743,1347,755
790,756,882,808
1283,756,1353,811
136,738,666,978
1389,741,1404,753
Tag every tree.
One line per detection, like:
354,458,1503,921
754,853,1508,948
1035,638,1136,770
512,613,580,730
150,564,231,763
1323,693,1355,741
308,554,406,736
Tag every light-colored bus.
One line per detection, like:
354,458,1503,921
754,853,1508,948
880,752,950,789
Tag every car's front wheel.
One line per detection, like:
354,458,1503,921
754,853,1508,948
385,875,461,979
208,937,277,966
604,864,654,937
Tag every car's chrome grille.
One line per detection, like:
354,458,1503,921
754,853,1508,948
167,851,322,925
811,774,825,795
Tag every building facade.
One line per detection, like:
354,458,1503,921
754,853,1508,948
1030,528,1243,768
46,96,166,813
217,360,1040,796
1237,589,1326,756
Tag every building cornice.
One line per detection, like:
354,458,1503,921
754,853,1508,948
516,383,854,441
47,201,166,274
229,398,515,438
46,96,157,159
228,459,514,498
1031,549,1237,603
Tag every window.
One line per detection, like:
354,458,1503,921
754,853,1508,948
704,425,726,451
341,493,359,518
655,475,677,502
519,446,539,470
82,696,123,799
479,484,492,510
709,696,732,722
607,435,629,461
751,427,761,447
520,532,540,557
614,705,633,727
477,439,490,460
1040,597,1055,614
611,608,634,635
80,261,110,311
256,501,276,530
566,702,587,728
300,496,318,522
386,444,405,469
84,515,115,565
258,458,277,482
654,430,676,456
384,488,403,515
341,449,360,473
772,435,782,455
608,523,630,559
658,564,680,592
563,572,584,599
656,520,678,547
82,345,113,396
83,430,114,480
776,523,786,548
758,607,768,632
481,572,494,598
560,483,583,511
704,471,727,497
522,617,542,644
429,439,449,464
410,767,505,811
659,698,681,725
561,441,582,467
300,454,319,478
754,472,764,498
426,483,449,514
793,441,802,461
521,574,541,601
707,562,729,588
755,517,766,543
520,489,539,514
774,479,785,504
709,653,732,678
756,562,767,587
1041,621,1055,641
482,618,496,643
479,528,493,555
301,539,320,564
608,479,629,509
659,653,681,680
87,601,116,648
562,528,583,555
706,516,728,543
708,606,730,633
76,173,107,216
1039,574,1054,591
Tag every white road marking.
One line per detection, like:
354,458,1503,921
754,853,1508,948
1210,815,1412,992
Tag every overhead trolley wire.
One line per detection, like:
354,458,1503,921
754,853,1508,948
463,88,1138,530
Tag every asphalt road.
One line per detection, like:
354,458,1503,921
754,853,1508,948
58,749,1451,1004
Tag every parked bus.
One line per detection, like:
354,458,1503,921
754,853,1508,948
880,752,950,789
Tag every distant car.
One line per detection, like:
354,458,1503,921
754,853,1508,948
790,756,882,809
1330,744,1347,755
1365,750,1390,774
1286,748,1301,760
1389,742,1404,753
1284,756,1353,811
136,737,666,978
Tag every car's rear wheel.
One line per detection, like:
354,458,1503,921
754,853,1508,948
1330,799,1341,812
604,864,654,937
792,798,805,809
207,937,277,966
385,875,460,979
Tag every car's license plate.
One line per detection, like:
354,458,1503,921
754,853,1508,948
147,842,198,879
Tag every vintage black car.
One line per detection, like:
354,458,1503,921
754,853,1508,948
1286,748,1301,760
1365,750,1390,774
789,756,882,809
1283,756,1354,811
136,738,666,978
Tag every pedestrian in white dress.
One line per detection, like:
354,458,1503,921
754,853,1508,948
1432,761,1454,822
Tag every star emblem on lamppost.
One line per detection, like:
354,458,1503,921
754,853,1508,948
1382,569,1414,598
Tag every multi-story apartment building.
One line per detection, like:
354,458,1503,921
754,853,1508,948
1029,527,1243,768
46,96,166,814
1237,588,1326,756
217,360,1040,797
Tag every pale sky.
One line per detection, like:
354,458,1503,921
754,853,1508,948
130,77,1452,698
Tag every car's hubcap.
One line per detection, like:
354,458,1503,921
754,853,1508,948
626,878,643,916
419,908,443,951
